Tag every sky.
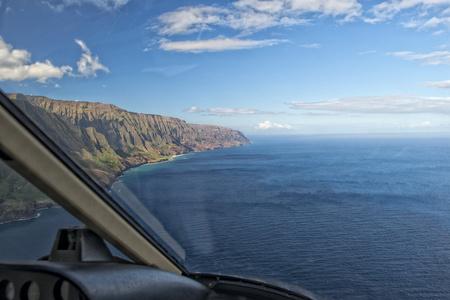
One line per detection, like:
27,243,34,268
1,0,450,135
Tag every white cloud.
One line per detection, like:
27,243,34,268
160,36,288,53
208,107,281,115
418,79,450,88
142,64,197,77
365,0,450,30
410,120,432,127
255,120,293,129
0,37,72,83
184,107,204,113
395,121,432,128
300,43,321,48
0,38,109,82
156,6,229,36
54,83,61,88
43,2,65,12
367,0,450,23
184,106,281,115
290,95,450,114
151,0,361,53
233,0,285,13
288,0,361,19
75,39,109,77
154,0,360,37
400,19,422,28
422,16,449,28
358,50,376,55
43,0,129,12
388,50,450,65
398,17,450,30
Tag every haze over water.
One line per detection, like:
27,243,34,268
116,135,450,299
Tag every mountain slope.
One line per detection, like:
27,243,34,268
1,93,250,222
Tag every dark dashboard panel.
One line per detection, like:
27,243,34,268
0,261,209,300
0,261,327,300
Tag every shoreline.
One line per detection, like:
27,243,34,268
111,153,190,188
3,144,248,225
0,206,59,226
0,154,189,226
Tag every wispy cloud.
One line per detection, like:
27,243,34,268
151,0,360,52
290,95,450,114
366,0,450,24
300,43,321,48
395,121,432,128
0,37,72,83
160,36,288,53
142,64,197,77
184,106,282,115
397,17,450,31
359,50,376,55
43,0,129,12
387,50,450,65
418,80,450,88
364,0,450,35
255,120,292,130
154,0,359,36
75,39,109,77
433,30,445,35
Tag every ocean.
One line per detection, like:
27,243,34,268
115,135,450,299
3,135,450,299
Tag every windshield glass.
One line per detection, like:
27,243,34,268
2,0,450,298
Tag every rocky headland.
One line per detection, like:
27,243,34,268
1,93,250,223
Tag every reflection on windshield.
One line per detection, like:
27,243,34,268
111,136,450,298
0,159,82,260
2,0,450,298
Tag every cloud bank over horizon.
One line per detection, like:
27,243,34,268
255,120,293,129
184,106,282,116
290,95,450,114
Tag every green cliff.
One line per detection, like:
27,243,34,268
1,93,250,223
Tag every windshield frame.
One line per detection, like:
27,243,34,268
0,90,187,274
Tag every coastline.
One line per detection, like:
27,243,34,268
0,154,188,226
0,205,59,225
0,212,41,226
106,156,169,187
111,153,189,188
2,144,248,225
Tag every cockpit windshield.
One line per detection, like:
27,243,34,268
2,1,450,298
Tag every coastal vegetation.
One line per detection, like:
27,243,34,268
0,93,250,223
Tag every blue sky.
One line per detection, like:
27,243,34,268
1,0,450,135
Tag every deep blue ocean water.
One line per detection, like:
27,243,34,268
3,135,450,299
114,135,450,299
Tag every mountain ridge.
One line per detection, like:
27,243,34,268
1,93,250,223
8,93,250,185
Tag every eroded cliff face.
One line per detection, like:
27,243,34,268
1,93,250,223
7,93,250,186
